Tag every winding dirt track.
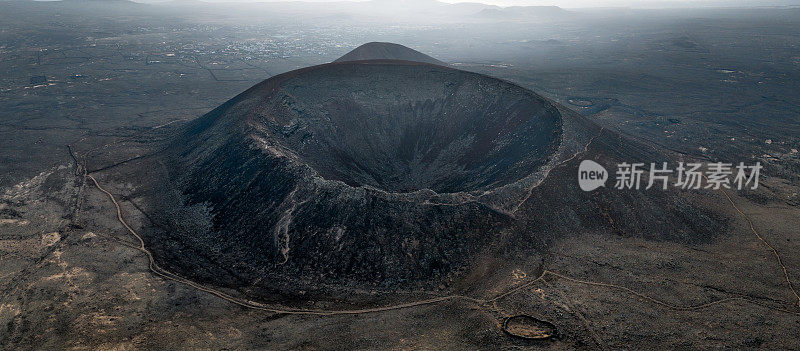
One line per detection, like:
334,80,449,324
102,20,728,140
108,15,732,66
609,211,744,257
88,174,478,315
75,109,800,318
86,171,800,317
717,185,800,309
510,127,604,215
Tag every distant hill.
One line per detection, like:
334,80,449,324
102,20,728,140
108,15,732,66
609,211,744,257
474,6,569,20
334,42,446,65
61,0,138,3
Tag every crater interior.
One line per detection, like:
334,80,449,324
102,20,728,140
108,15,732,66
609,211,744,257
256,62,563,193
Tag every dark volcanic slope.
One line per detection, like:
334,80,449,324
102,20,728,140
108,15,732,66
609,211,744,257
148,59,725,300
158,61,560,293
334,42,446,65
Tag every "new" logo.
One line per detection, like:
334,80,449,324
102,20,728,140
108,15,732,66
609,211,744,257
578,160,608,191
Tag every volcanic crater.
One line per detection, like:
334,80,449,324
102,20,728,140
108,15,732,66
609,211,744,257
253,62,562,193
150,59,570,296
142,46,724,300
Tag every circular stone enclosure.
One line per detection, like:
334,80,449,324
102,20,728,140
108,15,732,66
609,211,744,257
503,315,557,340
255,62,563,194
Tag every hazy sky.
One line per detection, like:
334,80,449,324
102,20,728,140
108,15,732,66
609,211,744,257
442,0,711,6
172,0,800,8
473,0,800,6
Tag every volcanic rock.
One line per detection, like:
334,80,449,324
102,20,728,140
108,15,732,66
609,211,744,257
144,48,725,300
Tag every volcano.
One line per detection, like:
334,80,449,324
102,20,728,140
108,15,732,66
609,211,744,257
334,42,446,65
142,44,725,300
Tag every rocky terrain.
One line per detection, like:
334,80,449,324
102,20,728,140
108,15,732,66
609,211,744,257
2,5,799,346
